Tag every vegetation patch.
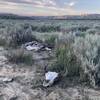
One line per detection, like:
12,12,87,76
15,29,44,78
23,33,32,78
9,26,37,47
31,25,60,32
0,37,6,46
5,48,33,65
51,43,82,77
44,35,57,48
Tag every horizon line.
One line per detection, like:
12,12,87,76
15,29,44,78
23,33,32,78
0,12,100,17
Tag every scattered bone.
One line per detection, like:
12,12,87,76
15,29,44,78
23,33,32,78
0,76,13,83
45,47,51,51
43,71,59,87
24,41,52,51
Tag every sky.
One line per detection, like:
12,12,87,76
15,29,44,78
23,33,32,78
0,0,100,16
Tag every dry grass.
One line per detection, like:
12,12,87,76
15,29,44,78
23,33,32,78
5,48,33,65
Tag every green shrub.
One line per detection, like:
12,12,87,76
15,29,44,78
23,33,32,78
38,25,60,32
86,28,97,34
31,25,60,32
9,26,37,47
73,34,100,87
6,49,33,65
51,44,82,77
45,35,56,47
78,26,90,32
75,32,87,37
0,37,6,46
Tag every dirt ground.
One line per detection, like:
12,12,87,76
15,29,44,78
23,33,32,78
0,46,100,100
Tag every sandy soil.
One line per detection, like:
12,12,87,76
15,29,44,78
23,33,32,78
0,47,100,100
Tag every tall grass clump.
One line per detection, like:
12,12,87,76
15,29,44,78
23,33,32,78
51,34,82,77
6,48,33,65
55,44,81,77
9,25,37,47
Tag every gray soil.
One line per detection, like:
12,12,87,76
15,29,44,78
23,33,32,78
0,47,100,100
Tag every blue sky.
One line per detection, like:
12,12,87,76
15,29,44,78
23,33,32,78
0,0,100,16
